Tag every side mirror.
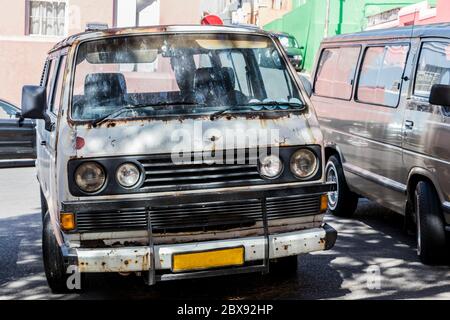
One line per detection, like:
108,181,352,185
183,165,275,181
429,84,450,106
22,85,47,119
299,74,313,98
14,111,25,127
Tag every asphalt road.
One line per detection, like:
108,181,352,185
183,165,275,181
0,167,449,300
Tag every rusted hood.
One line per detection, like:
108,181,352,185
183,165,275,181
74,114,322,158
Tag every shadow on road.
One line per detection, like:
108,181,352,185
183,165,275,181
0,199,449,300
325,199,450,299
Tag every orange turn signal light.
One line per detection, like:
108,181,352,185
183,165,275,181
60,213,76,231
320,194,328,213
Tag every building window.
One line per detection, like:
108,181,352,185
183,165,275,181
28,0,67,36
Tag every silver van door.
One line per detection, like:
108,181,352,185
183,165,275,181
404,40,450,205
347,44,411,213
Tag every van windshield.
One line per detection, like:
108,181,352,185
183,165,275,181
71,33,304,121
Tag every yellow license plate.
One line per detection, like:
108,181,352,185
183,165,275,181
172,247,245,273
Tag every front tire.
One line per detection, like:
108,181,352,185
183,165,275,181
40,188,48,222
414,181,448,265
325,155,359,217
42,213,71,293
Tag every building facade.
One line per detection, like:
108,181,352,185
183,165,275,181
366,0,450,30
263,0,448,71
0,0,203,106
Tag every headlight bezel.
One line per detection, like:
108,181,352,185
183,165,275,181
290,148,319,180
115,162,143,189
258,154,284,180
68,146,322,197
74,161,107,194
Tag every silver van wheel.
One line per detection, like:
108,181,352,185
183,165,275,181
416,193,422,256
415,196,422,256
326,162,339,210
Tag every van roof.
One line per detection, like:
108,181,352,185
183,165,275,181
49,24,271,53
322,22,450,44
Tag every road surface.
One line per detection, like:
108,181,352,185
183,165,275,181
0,167,449,300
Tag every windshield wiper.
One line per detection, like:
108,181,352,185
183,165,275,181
209,107,236,121
90,101,204,127
209,101,305,121
245,101,305,109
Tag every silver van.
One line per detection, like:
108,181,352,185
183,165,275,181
21,25,336,292
305,24,450,264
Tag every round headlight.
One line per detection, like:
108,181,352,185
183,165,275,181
290,149,318,179
259,155,283,179
116,163,141,188
75,162,106,193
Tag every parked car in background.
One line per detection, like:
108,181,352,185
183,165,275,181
302,23,450,265
0,99,36,164
21,24,337,292
271,31,304,72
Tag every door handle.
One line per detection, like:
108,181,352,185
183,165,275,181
40,141,47,146
405,120,414,130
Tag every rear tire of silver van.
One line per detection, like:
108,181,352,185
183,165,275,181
415,181,449,265
42,213,71,293
325,156,359,218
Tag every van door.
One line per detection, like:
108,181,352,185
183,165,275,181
312,45,362,161
38,55,66,205
404,40,450,211
349,44,410,213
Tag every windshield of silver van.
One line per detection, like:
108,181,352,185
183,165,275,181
71,33,304,121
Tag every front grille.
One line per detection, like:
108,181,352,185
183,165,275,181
75,194,321,233
76,208,148,232
137,151,265,193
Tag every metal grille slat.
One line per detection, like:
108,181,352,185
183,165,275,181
137,152,263,192
144,172,261,183
140,179,265,190
75,195,321,233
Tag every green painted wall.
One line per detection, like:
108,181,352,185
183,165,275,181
265,0,436,71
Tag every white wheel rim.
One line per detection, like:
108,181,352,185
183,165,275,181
415,193,422,256
326,162,339,210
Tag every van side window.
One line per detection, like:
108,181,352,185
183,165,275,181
314,47,360,100
356,45,409,107
414,42,450,98
40,61,49,87
49,56,67,115
45,59,56,106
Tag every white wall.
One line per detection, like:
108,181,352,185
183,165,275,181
116,0,138,27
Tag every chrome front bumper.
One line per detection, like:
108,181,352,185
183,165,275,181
63,224,337,279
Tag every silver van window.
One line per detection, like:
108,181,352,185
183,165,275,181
414,41,450,98
71,33,304,121
356,45,409,107
314,46,360,100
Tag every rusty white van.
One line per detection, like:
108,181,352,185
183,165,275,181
21,25,336,292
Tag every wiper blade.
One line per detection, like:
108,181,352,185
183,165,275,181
91,101,204,127
245,101,305,109
209,101,305,121
209,107,235,121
